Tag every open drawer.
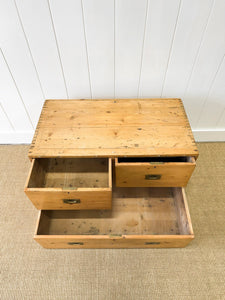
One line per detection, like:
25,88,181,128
34,187,194,248
115,156,196,187
24,158,112,210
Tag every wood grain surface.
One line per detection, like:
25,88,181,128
34,187,194,248
24,157,112,210
28,99,198,159
115,157,196,187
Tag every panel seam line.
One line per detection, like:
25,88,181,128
47,0,69,99
81,0,93,99
137,0,149,98
14,0,46,100
160,0,182,97
0,48,34,129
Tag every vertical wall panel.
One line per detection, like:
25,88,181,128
82,0,114,98
0,0,44,126
49,0,91,99
115,0,147,98
139,0,180,98
15,0,68,98
217,110,225,129
0,51,33,130
197,57,225,129
162,0,213,98
0,103,13,131
183,0,225,128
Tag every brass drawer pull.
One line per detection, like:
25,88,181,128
63,199,81,204
145,174,161,180
68,242,84,245
145,242,160,245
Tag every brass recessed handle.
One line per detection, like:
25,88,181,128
68,242,84,245
63,199,81,204
145,242,160,245
145,174,161,180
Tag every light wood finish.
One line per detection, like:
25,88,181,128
28,99,199,159
24,158,112,210
34,187,194,248
25,98,197,248
115,156,196,187
173,187,194,235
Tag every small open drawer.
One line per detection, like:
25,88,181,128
34,187,194,248
115,156,196,187
24,158,112,210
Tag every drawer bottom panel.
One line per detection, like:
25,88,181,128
34,187,194,249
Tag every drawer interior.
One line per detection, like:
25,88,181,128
28,158,110,188
117,156,194,163
37,187,192,236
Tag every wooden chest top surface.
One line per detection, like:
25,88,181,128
28,99,198,159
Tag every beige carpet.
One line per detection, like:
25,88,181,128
0,143,224,300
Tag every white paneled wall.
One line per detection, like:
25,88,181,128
0,0,225,143
139,0,181,98
115,0,148,98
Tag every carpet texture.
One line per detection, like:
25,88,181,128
0,143,224,300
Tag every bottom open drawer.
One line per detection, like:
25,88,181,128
34,187,194,248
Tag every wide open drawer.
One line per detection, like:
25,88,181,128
34,187,194,248
24,158,112,210
115,156,196,187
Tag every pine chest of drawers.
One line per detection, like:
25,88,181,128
24,98,198,248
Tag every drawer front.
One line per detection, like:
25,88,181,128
25,190,112,210
25,157,112,210
115,157,196,187
35,236,193,249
